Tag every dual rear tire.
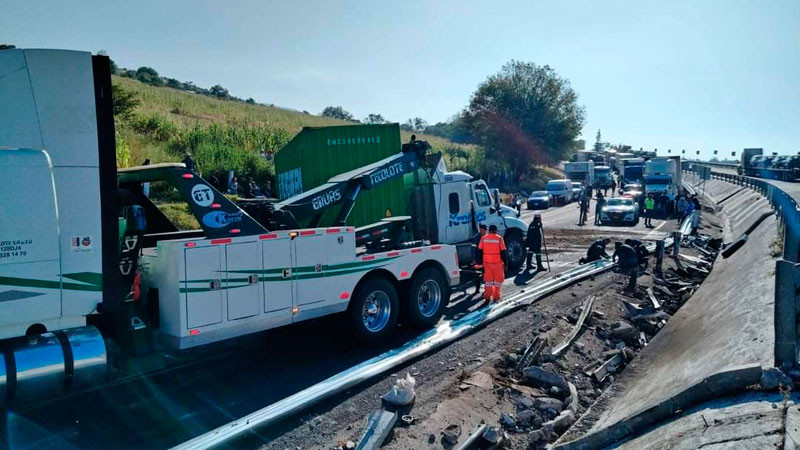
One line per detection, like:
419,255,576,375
348,268,449,342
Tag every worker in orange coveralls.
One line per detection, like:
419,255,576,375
476,224,507,305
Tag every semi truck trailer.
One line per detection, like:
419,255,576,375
737,148,800,181
644,156,682,212
563,161,595,186
0,49,464,406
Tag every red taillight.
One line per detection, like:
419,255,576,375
189,329,199,336
300,230,316,236
362,255,376,261
229,229,241,234
411,248,422,253
326,228,341,234
181,173,194,179
211,203,221,209
387,252,400,257
339,292,350,300
185,242,197,248
400,271,409,278
211,238,232,245
431,245,442,250
260,233,278,240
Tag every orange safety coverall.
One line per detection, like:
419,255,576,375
478,233,506,301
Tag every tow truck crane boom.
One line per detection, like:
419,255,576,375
272,140,430,228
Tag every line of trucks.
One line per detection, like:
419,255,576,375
0,49,532,406
564,155,682,207
737,148,800,181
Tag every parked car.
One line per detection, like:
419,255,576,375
599,197,639,225
572,185,585,200
526,191,553,210
545,179,574,204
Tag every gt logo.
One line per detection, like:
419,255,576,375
191,184,214,207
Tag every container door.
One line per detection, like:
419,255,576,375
262,237,294,313
184,246,223,328
225,242,260,320
293,234,328,306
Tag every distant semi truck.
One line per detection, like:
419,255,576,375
644,156,682,211
737,148,800,181
594,165,614,189
564,161,595,186
621,158,645,184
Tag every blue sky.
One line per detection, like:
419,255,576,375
2,0,798,158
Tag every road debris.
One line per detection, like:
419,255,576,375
551,296,595,357
441,424,462,445
591,350,626,383
514,335,548,372
523,366,569,392
355,409,398,450
380,373,416,406
646,287,661,309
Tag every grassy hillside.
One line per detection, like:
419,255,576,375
113,76,483,185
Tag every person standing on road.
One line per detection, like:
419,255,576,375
676,196,687,224
595,191,606,225
525,215,545,272
578,194,589,226
613,242,640,291
610,180,617,194
644,193,655,228
580,238,611,264
477,225,507,304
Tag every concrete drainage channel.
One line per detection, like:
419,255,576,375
173,257,638,450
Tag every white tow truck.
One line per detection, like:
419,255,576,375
0,49,461,405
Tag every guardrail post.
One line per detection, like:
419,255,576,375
775,260,800,369
655,240,665,276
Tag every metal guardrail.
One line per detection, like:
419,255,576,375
173,258,630,450
686,165,800,372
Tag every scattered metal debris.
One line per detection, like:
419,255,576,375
646,287,661,309
515,335,548,373
551,296,596,357
355,409,398,450
592,350,625,383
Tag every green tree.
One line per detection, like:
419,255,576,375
364,113,386,124
245,97,256,105
403,117,428,133
111,83,140,121
464,60,586,182
135,66,163,86
210,84,230,99
593,129,603,152
321,106,354,121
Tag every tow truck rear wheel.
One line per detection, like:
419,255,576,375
406,267,449,328
504,232,525,269
349,277,399,342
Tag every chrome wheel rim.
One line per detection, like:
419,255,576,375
362,291,391,332
417,279,442,318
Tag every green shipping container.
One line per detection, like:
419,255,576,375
274,124,407,228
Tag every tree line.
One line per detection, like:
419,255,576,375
321,61,586,185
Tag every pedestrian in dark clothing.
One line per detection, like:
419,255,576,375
610,180,617,194
525,215,545,271
182,153,195,172
578,195,590,226
471,224,488,291
624,238,649,267
595,192,606,225
691,196,701,210
613,242,640,291
579,238,611,264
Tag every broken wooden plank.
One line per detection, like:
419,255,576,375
356,409,398,450
646,287,661,309
592,351,625,383
551,296,595,357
